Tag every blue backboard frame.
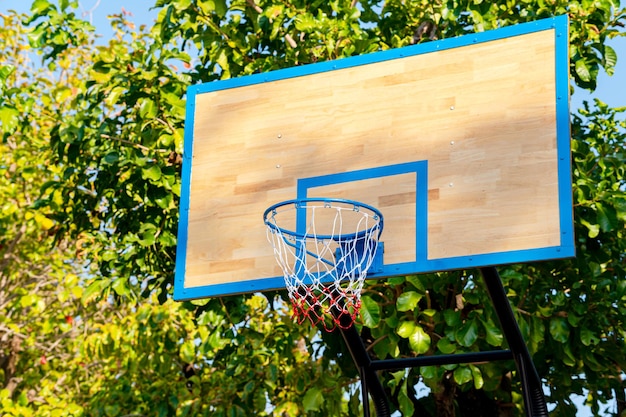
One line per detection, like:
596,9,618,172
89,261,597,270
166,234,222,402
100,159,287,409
174,15,573,301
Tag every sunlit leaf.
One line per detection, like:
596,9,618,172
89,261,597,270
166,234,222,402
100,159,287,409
396,291,422,312
142,164,162,181
453,366,472,385
179,340,195,363
470,364,484,389
0,64,15,82
603,44,617,75
30,0,52,15
397,320,415,338
575,58,591,82
360,295,381,327
0,107,19,133
398,378,415,416
409,325,431,354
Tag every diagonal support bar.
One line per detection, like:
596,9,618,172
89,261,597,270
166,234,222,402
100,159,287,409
480,267,549,417
336,323,392,417
334,267,549,417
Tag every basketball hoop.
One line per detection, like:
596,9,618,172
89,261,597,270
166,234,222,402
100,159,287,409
264,198,383,331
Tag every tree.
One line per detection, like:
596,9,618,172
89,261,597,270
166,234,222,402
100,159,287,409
1,5,354,416
1,0,625,416
0,8,92,415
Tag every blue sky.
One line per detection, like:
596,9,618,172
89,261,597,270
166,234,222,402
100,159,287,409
1,1,623,415
2,0,624,109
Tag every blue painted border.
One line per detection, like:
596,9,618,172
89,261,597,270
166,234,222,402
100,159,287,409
554,17,576,257
188,16,568,97
174,90,196,301
174,15,574,301
297,161,429,265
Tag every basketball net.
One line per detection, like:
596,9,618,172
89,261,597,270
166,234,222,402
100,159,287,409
264,199,383,331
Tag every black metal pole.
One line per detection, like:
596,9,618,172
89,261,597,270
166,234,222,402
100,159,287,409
370,349,513,371
337,324,391,417
480,267,549,417
329,267,548,416
359,366,370,417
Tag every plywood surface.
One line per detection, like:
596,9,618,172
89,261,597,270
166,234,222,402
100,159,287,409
183,29,562,290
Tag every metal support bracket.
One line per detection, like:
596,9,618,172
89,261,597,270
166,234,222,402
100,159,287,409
334,267,548,417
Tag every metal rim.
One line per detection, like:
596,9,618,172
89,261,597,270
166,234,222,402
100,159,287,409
263,198,384,241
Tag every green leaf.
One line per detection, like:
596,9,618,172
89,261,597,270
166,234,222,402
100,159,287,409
396,291,422,312
437,337,456,354
20,294,36,308
470,364,484,389
387,276,405,286
360,295,380,327
453,366,473,385
398,378,415,416
104,404,121,417
482,319,503,347
396,320,415,338
31,0,52,15
603,44,617,75
549,317,570,343
443,309,461,326
575,58,591,82
580,218,600,238
455,319,479,347
139,98,158,119
82,279,108,303
406,275,425,291
105,86,125,106
409,325,431,354
0,107,19,134
180,340,195,363
214,0,228,17
595,203,618,232
103,152,120,164
0,64,15,82
172,0,192,11
560,342,576,367
139,224,157,246
111,278,129,297
295,14,318,32
420,365,438,380
580,328,600,346
613,197,626,222
142,164,162,182
303,387,323,412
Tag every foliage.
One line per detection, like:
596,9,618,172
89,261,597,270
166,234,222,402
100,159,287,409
0,0,625,416
1,5,355,416
0,8,91,416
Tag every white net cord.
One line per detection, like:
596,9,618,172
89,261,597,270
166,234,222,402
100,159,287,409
264,199,383,331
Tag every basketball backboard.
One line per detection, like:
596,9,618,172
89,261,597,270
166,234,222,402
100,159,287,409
174,16,573,301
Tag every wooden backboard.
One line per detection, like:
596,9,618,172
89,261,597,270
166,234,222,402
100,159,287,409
174,16,574,300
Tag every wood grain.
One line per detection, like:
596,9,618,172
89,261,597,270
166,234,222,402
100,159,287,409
184,29,561,289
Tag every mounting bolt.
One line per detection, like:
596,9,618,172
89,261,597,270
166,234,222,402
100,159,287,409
450,106,455,110
277,133,282,139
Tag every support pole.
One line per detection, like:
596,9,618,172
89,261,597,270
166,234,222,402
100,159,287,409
480,267,549,417
337,324,391,417
332,267,549,417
